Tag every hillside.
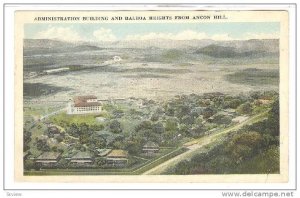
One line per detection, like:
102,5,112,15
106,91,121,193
24,39,102,56
195,42,278,58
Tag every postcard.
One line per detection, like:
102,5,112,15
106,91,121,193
14,10,289,183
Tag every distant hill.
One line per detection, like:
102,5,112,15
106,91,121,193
194,44,265,58
23,39,102,56
194,39,279,58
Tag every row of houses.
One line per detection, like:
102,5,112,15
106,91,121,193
34,141,160,168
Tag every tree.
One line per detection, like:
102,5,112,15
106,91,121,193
135,120,152,132
211,114,232,125
174,160,191,175
152,122,165,134
23,129,32,152
176,105,191,119
79,130,93,145
79,123,89,134
227,99,242,109
126,139,142,155
165,118,178,131
68,123,79,137
150,113,159,122
109,120,122,133
225,131,263,163
181,115,194,125
237,102,253,115
90,135,106,149
268,98,279,136
202,107,214,119
36,139,50,151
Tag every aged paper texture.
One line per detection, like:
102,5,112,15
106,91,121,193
15,10,289,183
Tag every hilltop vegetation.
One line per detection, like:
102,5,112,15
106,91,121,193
165,97,279,174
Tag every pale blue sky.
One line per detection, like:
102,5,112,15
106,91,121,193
24,22,279,41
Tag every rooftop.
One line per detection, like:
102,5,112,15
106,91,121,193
71,152,92,159
96,149,112,157
73,95,101,107
36,152,61,160
107,150,128,158
143,141,159,148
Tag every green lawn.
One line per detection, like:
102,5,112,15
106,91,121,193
49,112,108,127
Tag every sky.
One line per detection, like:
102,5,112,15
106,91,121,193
24,22,279,42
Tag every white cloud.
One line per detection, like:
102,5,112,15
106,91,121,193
92,28,117,42
34,26,82,42
125,30,234,41
243,32,279,40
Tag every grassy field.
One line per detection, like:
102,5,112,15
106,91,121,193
49,112,109,127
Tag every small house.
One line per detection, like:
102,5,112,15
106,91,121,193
142,141,159,155
35,152,61,166
70,152,93,165
105,149,128,167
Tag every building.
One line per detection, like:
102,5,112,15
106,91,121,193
70,152,93,165
67,95,102,115
142,141,159,155
35,152,61,166
105,149,128,167
113,56,122,62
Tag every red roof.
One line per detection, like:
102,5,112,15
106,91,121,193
73,95,101,107
74,95,97,100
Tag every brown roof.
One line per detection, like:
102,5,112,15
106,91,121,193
107,150,128,158
74,95,97,100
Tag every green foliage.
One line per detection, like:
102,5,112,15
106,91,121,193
236,146,279,174
126,139,142,155
237,102,253,115
109,120,122,133
152,122,165,134
169,100,280,175
225,99,242,109
210,114,232,125
165,118,179,131
225,131,263,163
50,112,104,129
36,139,50,152
202,107,215,119
174,160,191,175
23,129,32,152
